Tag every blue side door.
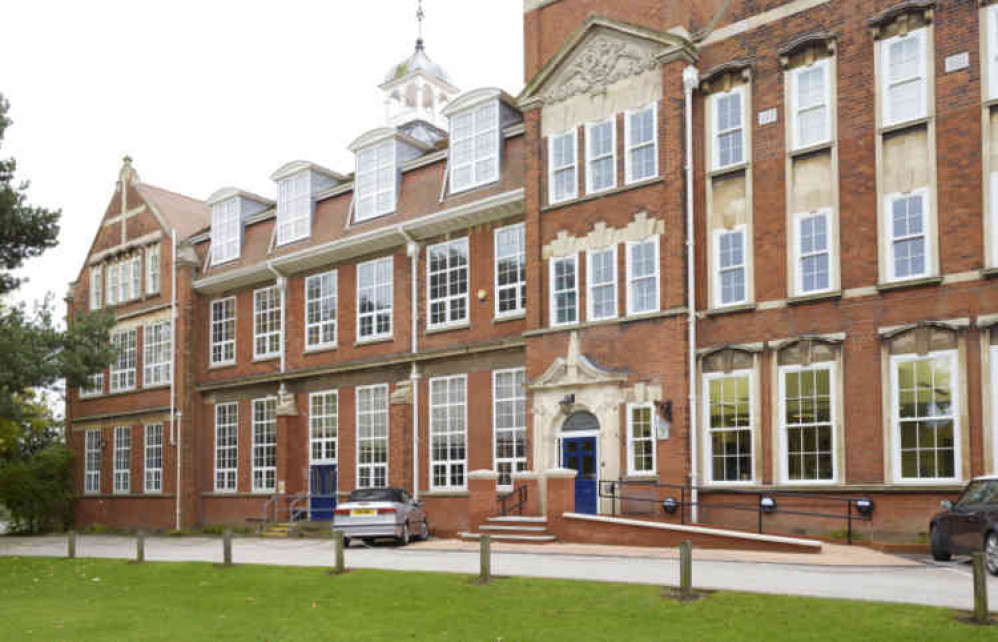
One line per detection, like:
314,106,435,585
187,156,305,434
562,437,597,515
309,464,337,521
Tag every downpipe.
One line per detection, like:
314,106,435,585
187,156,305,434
683,65,700,523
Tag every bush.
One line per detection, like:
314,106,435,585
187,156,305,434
0,443,75,534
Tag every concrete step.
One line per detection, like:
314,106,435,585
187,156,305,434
485,516,547,524
459,532,557,543
479,524,549,532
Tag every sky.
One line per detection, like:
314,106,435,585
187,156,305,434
2,0,524,312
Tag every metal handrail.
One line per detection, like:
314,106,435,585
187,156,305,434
498,485,528,516
599,479,875,545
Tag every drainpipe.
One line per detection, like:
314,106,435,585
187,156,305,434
171,230,180,529
400,227,422,499
266,262,287,374
683,65,700,523
175,411,182,530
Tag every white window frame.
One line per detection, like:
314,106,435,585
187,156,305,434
251,397,277,493
110,328,137,393
144,423,163,494
989,5,998,102
711,86,746,171
89,265,102,310
276,172,311,245
143,320,172,388
586,246,617,322
106,263,118,306
778,364,838,485
494,223,526,319
426,237,470,330
625,103,658,184
713,227,748,308
626,236,660,316
355,140,396,222
113,426,130,495
305,270,338,350
585,117,617,194
214,402,238,493
253,286,282,360
890,350,961,484
356,256,393,342
356,384,389,489
211,198,241,265
118,259,130,303
309,390,338,465
549,254,579,327
548,129,578,205
146,244,160,295
210,297,236,367
84,429,101,495
493,368,526,491
880,28,928,128
790,58,832,151
626,402,657,477
429,374,468,491
992,346,998,475
449,100,500,194
80,372,104,398
885,188,931,282
793,209,833,296
703,370,755,485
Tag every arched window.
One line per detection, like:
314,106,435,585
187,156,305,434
562,411,599,432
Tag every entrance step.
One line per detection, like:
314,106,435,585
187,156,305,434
479,524,548,532
459,532,557,543
485,516,547,523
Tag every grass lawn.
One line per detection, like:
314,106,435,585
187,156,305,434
0,557,993,641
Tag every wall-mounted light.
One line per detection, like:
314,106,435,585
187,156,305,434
855,498,875,516
559,394,575,415
759,495,777,514
662,497,679,515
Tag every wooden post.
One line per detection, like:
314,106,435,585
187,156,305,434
972,552,990,625
479,535,491,583
679,540,693,599
135,531,145,563
222,529,233,567
333,531,345,575
67,531,76,559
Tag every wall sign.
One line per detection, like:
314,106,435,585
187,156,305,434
945,52,969,74
757,108,778,126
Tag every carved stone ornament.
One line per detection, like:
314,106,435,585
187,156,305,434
544,35,658,104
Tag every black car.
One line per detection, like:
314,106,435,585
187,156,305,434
930,476,998,574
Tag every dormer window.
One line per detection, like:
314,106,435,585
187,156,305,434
276,172,311,245
356,140,396,222
450,100,499,193
211,199,240,265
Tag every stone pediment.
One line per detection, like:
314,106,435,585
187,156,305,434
531,332,628,390
519,16,695,108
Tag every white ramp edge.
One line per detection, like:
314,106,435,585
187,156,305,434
562,513,822,550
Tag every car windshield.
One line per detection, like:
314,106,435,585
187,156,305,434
956,480,998,507
348,488,402,503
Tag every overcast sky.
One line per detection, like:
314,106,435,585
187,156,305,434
2,0,524,313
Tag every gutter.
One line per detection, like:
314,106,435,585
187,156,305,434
683,65,701,522
399,228,422,500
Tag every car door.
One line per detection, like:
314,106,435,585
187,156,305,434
951,481,990,553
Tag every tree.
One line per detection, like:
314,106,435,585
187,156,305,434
0,92,115,531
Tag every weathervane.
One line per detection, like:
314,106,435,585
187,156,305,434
416,0,425,48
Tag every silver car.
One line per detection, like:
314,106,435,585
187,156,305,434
333,487,429,546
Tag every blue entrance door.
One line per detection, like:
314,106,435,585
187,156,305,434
562,437,597,514
309,465,337,521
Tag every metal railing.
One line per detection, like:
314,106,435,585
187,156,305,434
599,480,875,545
259,494,336,532
498,485,528,516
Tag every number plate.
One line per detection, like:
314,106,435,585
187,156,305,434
351,509,376,517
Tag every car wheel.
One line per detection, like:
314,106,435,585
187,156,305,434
398,522,410,546
986,532,998,576
930,525,951,562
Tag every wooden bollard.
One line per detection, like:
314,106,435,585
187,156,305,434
972,551,990,625
67,531,76,559
222,529,233,567
479,535,491,583
333,531,345,574
679,540,693,599
135,531,145,563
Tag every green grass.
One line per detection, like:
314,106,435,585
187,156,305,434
0,557,992,641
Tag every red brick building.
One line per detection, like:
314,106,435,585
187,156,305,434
66,0,998,542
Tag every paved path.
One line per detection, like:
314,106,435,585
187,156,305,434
1,535,995,611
